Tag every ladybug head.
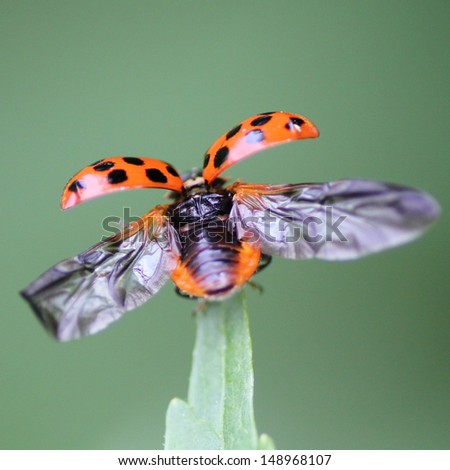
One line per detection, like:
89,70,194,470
167,168,228,199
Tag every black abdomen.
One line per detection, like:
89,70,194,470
168,192,259,298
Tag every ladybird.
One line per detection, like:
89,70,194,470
21,111,440,341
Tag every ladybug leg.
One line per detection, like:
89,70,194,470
255,253,272,273
246,254,271,294
246,280,265,295
188,299,208,318
195,299,208,315
174,286,197,300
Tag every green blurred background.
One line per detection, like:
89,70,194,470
1,0,448,449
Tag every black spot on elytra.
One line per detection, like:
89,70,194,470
93,161,114,171
203,153,210,169
123,157,144,165
146,168,168,183
214,146,229,168
107,169,128,184
260,111,276,115
245,129,265,144
250,115,272,126
226,124,241,140
166,165,179,177
285,117,305,131
68,180,86,193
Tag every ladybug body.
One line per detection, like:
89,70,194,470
168,181,261,299
21,112,440,341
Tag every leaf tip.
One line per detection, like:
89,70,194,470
258,433,276,450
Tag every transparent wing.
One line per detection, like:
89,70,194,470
229,180,440,261
21,206,178,341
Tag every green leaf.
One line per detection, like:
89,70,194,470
165,398,221,450
164,290,274,450
258,433,276,450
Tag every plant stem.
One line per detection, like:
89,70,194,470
164,290,274,450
